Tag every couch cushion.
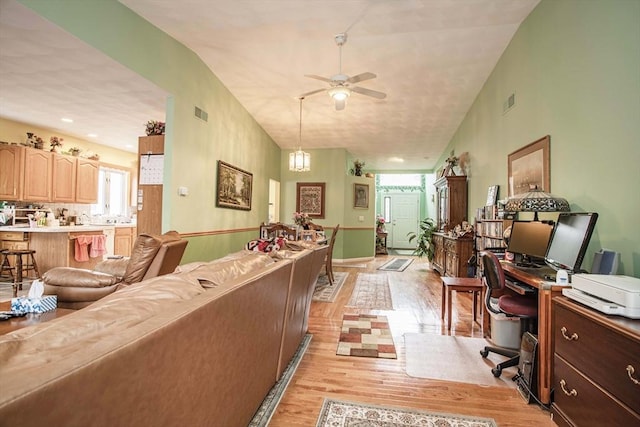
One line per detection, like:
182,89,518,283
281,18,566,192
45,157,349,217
176,251,276,288
121,234,163,284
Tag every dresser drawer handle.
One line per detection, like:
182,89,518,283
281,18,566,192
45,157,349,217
560,379,577,397
560,326,578,341
627,365,640,385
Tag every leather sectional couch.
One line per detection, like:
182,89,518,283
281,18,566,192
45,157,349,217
0,243,328,427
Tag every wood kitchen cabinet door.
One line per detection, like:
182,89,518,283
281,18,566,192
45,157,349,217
23,147,52,202
75,158,99,203
0,145,24,200
114,227,135,256
52,154,77,202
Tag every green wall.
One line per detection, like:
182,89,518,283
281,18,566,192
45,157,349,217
280,148,375,260
436,0,640,276
20,0,282,263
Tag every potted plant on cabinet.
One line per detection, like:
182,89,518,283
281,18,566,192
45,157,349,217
407,217,437,262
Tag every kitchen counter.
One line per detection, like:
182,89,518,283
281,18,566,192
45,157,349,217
0,223,135,232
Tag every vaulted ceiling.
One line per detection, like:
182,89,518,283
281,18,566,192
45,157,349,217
0,0,539,170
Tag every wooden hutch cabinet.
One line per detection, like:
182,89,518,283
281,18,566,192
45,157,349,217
432,175,471,277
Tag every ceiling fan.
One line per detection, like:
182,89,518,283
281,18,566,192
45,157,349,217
300,32,386,111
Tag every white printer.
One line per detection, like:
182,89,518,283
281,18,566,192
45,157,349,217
562,274,640,319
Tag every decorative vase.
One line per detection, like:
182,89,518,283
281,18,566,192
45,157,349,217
71,150,80,157
34,142,44,150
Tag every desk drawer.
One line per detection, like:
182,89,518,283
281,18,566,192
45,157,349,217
554,304,640,413
554,355,640,427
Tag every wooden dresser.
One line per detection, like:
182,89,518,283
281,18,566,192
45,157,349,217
552,297,640,427
432,232,473,277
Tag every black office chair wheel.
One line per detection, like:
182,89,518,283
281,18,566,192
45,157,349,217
480,348,489,358
491,367,502,377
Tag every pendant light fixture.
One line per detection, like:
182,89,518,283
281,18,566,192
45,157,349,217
289,97,310,172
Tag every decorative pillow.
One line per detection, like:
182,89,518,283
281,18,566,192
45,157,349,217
246,237,286,253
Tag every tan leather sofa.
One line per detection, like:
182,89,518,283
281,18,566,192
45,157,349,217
42,231,188,309
0,243,328,427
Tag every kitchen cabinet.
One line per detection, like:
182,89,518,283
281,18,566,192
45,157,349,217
0,145,25,200
23,147,52,202
114,226,136,256
75,158,99,203
52,154,77,202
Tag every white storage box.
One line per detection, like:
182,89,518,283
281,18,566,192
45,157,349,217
488,308,521,349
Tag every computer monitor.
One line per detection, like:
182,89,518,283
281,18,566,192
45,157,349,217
507,220,554,267
545,212,599,274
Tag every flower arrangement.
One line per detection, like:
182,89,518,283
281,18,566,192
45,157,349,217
350,159,365,176
293,212,310,227
376,215,386,230
49,136,64,152
145,120,165,136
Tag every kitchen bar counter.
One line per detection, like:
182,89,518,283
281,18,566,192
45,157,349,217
0,223,135,232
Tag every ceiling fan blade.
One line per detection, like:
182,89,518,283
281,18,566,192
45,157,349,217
334,98,346,111
351,86,387,99
299,88,326,98
304,74,333,83
348,72,376,84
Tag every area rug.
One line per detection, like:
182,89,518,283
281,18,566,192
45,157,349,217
248,334,312,426
313,272,348,303
315,398,497,427
346,273,393,310
404,333,517,388
378,257,413,272
336,314,397,359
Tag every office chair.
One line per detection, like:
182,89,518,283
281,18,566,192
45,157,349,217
479,251,538,377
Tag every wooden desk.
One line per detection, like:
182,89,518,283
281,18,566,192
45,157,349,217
501,261,566,406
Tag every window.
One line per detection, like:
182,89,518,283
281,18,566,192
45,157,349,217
91,167,130,216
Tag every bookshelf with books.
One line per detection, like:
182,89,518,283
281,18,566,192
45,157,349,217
474,206,513,276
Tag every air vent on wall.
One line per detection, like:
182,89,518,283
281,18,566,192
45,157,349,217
194,106,208,122
503,92,516,114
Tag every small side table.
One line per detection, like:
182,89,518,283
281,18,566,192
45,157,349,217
376,231,388,255
441,276,483,331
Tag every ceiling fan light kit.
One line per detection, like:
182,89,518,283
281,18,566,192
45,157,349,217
301,32,386,111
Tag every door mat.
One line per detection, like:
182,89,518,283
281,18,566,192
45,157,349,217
387,249,416,256
315,398,497,427
312,272,348,303
346,273,393,310
336,314,396,359
404,333,517,388
378,257,413,272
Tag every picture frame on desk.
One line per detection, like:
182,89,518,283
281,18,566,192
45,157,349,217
486,185,499,206
508,135,550,197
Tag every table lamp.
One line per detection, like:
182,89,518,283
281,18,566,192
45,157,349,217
505,185,570,221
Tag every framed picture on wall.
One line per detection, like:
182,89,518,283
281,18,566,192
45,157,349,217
486,185,499,206
508,135,550,197
354,183,369,209
216,160,252,210
296,182,325,218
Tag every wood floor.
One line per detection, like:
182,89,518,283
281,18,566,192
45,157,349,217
269,255,556,426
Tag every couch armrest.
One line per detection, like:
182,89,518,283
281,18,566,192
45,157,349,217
94,257,129,278
42,267,120,288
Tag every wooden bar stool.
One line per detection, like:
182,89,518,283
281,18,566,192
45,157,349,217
441,276,483,331
0,249,16,283
2,249,40,296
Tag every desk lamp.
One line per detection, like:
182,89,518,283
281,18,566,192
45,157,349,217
505,185,570,221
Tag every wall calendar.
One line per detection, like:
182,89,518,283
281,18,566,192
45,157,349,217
139,154,164,185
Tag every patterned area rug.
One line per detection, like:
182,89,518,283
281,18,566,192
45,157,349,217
315,399,498,427
313,272,348,303
378,257,413,272
336,314,397,359
404,333,517,388
249,334,312,426
346,273,393,310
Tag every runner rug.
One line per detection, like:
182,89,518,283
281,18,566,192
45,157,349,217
404,333,517,388
248,334,312,426
312,272,348,303
336,314,396,359
346,273,393,310
315,399,497,427
378,257,413,272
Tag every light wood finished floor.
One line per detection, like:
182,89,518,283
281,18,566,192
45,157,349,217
269,255,556,427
